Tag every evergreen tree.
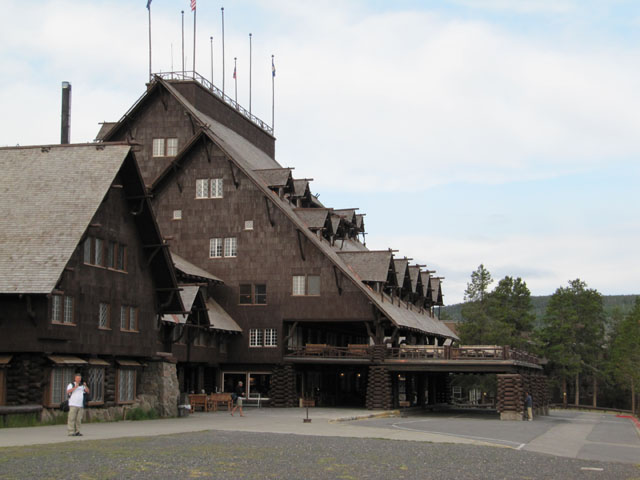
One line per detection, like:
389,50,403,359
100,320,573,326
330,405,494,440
539,279,605,406
607,298,640,413
459,265,493,344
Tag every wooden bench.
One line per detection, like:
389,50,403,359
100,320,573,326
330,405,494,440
188,394,208,412
305,344,327,355
207,393,232,412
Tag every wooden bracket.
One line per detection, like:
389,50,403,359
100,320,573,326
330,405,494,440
264,197,275,227
227,158,239,188
333,266,343,295
296,229,306,261
283,321,299,343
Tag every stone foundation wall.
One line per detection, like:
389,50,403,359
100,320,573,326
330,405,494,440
138,360,179,417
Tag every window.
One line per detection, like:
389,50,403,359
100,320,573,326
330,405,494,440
117,369,136,403
50,368,74,406
99,303,111,329
292,276,305,296
120,306,138,331
196,179,209,199
196,178,223,198
166,138,179,156
244,220,254,230
224,237,237,257
106,241,116,268
63,296,74,324
87,367,105,404
239,284,252,305
211,178,223,198
94,238,104,266
249,328,263,347
173,210,182,220
152,138,178,157
51,294,74,324
209,238,223,258
249,328,277,348
51,295,62,323
116,245,127,271
265,328,278,347
292,275,321,296
239,284,267,305
82,237,126,272
152,138,165,157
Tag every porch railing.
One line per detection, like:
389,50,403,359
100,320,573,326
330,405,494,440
153,71,274,135
287,344,539,365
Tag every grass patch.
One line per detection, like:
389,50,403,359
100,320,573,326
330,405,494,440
1,412,68,429
124,407,160,421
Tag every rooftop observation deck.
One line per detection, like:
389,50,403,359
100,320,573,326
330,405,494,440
284,344,542,373
153,71,273,135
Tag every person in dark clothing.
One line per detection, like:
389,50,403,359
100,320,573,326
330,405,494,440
231,381,245,417
525,392,533,421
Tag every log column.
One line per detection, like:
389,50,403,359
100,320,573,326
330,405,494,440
366,346,392,410
497,373,524,420
269,364,297,407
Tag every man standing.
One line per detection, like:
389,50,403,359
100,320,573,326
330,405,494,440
230,381,245,417
525,391,533,421
67,373,90,436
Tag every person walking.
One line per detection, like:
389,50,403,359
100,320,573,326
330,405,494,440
67,373,90,436
525,391,533,421
230,381,245,417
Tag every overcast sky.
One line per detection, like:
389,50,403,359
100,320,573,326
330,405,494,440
1,0,639,303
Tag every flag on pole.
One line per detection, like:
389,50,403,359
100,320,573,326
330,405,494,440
272,57,276,77
191,0,196,11
233,64,237,79
147,0,152,9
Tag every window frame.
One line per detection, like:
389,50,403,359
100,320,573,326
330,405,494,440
116,368,136,404
166,137,179,156
249,328,264,347
264,328,278,347
210,178,224,198
196,178,209,199
292,274,321,296
223,237,237,257
49,367,75,407
51,294,75,325
238,284,267,305
98,302,111,330
209,238,223,258
87,366,105,405
152,138,165,157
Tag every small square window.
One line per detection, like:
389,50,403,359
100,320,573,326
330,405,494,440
173,210,182,220
244,220,254,231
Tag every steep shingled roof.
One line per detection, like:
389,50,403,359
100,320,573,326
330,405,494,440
171,251,223,283
135,78,457,339
254,168,292,188
206,298,242,333
0,144,131,293
394,259,410,289
293,208,331,231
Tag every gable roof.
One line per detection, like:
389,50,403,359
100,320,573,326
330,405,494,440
408,266,421,293
333,208,358,225
95,122,117,141
292,179,311,198
171,251,223,283
206,298,242,333
115,77,457,339
394,259,410,289
254,168,292,188
293,208,331,231
0,144,131,293
337,251,394,283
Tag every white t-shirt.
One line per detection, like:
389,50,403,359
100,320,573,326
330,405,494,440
67,383,86,408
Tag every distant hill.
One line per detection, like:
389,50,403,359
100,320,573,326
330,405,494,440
441,294,639,325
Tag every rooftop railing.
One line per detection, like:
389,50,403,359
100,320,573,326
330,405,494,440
153,71,274,136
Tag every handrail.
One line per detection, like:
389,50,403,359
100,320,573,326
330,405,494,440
153,71,274,135
287,344,540,365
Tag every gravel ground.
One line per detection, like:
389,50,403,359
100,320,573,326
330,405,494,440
0,431,638,480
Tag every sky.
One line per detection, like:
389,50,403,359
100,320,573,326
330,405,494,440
1,0,639,303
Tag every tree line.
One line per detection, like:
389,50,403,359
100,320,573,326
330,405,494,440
454,264,640,413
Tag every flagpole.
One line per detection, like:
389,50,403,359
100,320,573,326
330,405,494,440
181,10,185,76
192,2,196,76
210,36,214,85
271,54,275,132
147,1,152,81
221,7,225,95
234,57,237,103
249,33,252,114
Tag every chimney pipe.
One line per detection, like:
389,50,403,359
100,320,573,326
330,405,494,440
61,81,71,144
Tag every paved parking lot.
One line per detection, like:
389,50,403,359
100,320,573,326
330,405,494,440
359,409,640,464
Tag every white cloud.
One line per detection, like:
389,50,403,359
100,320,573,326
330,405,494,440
370,230,640,304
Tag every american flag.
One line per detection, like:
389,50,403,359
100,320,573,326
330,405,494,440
233,65,237,80
190,0,196,11
146,0,152,10
272,57,276,77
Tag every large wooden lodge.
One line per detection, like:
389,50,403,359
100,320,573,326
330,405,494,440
0,73,546,419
